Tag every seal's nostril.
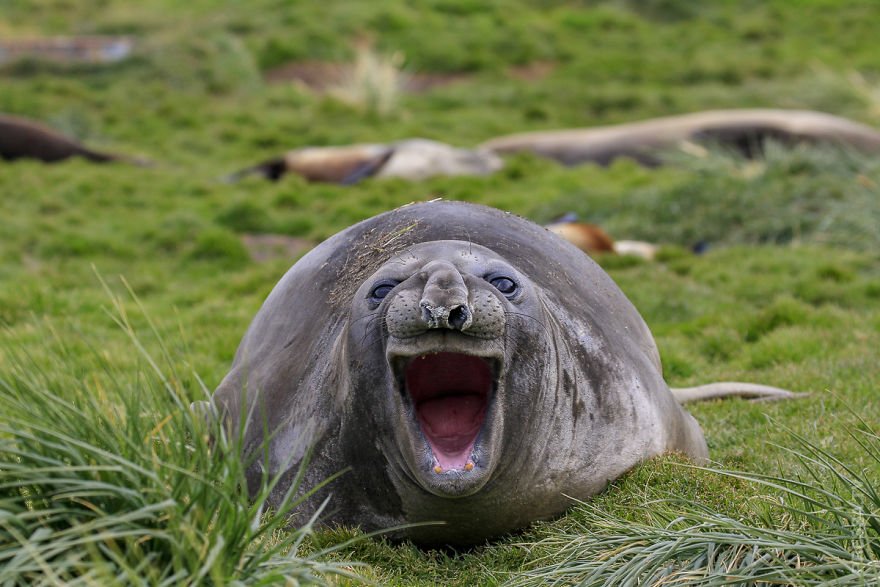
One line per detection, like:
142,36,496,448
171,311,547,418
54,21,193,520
448,305,470,330
421,305,434,325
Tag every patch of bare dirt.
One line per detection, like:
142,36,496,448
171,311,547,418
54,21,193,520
404,71,472,92
263,61,346,90
240,233,313,263
263,60,471,93
265,59,558,92
506,60,557,82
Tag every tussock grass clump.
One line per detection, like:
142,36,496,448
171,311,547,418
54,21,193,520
508,427,880,586
328,41,408,117
0,289,365,585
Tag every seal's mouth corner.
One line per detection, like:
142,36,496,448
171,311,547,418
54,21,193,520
393,352,497,472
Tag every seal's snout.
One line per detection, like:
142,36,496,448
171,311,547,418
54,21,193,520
383,251,507,340
419,261,474,331
420,301,472,331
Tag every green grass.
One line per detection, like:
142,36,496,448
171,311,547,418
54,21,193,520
0,285,364,584
505,425,880,586
2,0,880,584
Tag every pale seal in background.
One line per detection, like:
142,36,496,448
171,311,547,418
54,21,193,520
480,109,880,166
226,138,502,184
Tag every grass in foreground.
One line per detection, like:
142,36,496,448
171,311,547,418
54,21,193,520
508,425,880,586
0,289,365,585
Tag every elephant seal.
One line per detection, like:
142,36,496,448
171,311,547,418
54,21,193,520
203,200,800,546
545,219,616,254
544,219,658,260
480,109,880,166
544,213,658,260
0,113,136,164
225,144,394,183
373,139,503,181
226,139,502,184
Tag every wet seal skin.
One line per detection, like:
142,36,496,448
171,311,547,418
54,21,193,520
200,200,802,546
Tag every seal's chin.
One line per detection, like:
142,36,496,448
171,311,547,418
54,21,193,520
404,352,492,471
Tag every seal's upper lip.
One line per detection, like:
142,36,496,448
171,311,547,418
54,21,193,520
391,351,499,471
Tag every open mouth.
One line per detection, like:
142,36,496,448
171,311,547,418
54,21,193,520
402,352,494,471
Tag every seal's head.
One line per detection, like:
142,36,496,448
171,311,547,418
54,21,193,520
348,241,545,497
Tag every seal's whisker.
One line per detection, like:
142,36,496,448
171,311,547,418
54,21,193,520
504,310,554,339
353,315,387,346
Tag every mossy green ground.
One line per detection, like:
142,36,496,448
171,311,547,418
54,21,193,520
2,1,880,584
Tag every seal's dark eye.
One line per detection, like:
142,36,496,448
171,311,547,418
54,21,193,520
369,280,398,301
489,276,518,296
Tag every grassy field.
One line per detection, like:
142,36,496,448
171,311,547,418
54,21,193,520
2,0,880,584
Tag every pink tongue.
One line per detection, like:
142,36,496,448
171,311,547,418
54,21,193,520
405,353,490,470
418,394,483,438
418,394,482,469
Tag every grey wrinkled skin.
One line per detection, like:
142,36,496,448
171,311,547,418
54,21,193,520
208,200,707,546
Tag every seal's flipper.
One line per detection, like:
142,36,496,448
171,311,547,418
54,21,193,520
671,382,808,404
223,157,288,183
339,149,395,185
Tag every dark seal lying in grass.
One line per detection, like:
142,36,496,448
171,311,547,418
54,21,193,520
201,200,799,546
480,109,880,166
0,113,138,164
